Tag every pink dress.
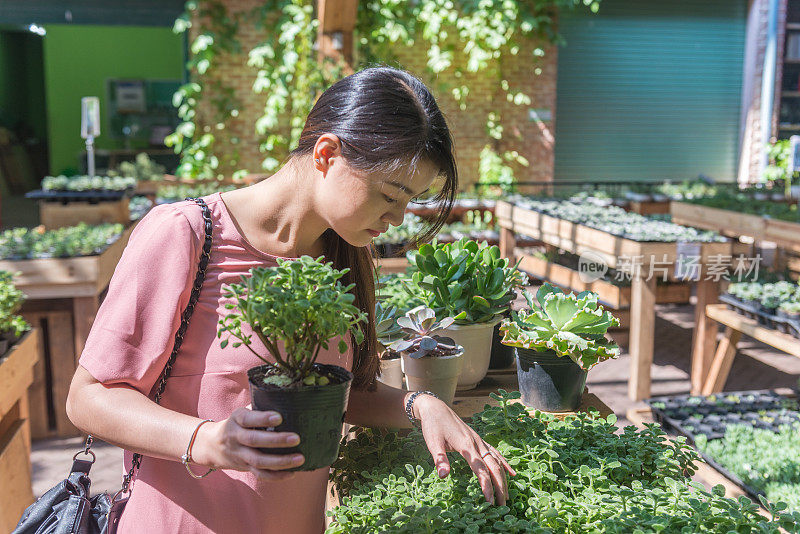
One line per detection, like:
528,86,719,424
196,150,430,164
79,193,352,533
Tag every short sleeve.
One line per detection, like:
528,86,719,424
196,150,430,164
79,203,200,394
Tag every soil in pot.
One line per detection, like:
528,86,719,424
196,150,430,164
489,322,516,370
515,347,587,412
401,349,464,405
248,362,353,471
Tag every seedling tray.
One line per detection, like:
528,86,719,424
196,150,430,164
720,293,800,339
25,189,131,203
647,390,800,441
647,390,800,502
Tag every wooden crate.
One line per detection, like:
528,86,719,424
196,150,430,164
21,301,78,439
39,197,130,229
0,222,135,300
0,330,40,531
627,200,671,216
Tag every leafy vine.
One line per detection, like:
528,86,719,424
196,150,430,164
167,0,243,179
355,0,601,192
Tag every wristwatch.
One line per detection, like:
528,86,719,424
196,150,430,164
405,390,439,428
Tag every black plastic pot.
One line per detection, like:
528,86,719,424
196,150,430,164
248,363,353,472
515,347,587,412
489,322,516,369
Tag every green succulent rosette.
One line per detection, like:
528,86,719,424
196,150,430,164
500,283,620,370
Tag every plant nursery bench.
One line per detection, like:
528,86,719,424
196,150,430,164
671,201,800,279
495,199,732,402
0,223,137,439
451,365,614,420
0,330,39,532
695,304,800,395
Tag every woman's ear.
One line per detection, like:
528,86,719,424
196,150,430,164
313,134,342,170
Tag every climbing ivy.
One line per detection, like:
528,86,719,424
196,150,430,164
248,0,344,171
167,0,242,179
356,0,601,191
168,0,600,183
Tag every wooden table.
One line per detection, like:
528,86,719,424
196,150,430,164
452,365,613,420
0,331,40,532
0,223,137,438
695,304,800,395
495,199,732,401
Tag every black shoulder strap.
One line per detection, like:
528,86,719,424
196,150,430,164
80,197,213,496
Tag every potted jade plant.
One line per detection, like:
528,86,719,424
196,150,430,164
218,256,366,471
375,302,404,389
500,283,620,412
407,239,522,389
388,306,463,405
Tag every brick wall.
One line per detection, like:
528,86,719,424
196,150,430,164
191,0,557,187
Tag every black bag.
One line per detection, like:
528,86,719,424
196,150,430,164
13,198,213,534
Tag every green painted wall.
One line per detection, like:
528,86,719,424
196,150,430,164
42,24,183,174
554,0,747,182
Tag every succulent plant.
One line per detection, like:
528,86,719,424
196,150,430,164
406,239,523,324
375,301,404,351
500,283,620,370
387,306,460,359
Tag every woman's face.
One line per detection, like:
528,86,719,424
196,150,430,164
315,157,439,247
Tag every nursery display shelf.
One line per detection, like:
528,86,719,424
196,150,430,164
695,304,800,395
496,200,731,270
496,199,732,402
451,365,613,420
515,249,691,309
671,201,800,252
0,222,136,300
0,222,137,439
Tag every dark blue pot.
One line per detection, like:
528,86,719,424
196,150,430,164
515,347,587,412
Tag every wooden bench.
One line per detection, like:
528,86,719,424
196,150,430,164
695,304,800,395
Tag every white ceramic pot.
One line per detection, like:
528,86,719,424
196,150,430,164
377,357,404,389
444,319,501,390
401,349,464,405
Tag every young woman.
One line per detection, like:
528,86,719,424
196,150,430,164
67,67,514,533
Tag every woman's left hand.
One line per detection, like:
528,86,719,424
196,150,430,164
413,394,516,506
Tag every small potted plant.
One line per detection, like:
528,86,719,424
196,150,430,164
375,302,404,389
407,239,522,389
388,306,463,405
218,256,366,471
500,283,620,412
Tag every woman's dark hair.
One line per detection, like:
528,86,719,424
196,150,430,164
290,66,458,390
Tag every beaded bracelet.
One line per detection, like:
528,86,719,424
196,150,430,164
405,390,439,428
181,419,216,479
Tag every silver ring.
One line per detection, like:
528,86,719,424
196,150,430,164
480,451,492,459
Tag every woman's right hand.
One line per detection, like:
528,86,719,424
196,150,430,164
193,406,305,480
